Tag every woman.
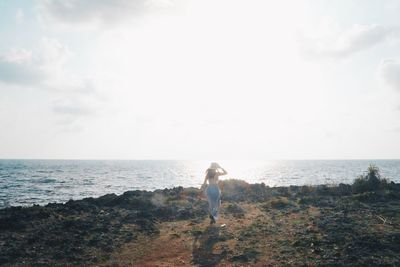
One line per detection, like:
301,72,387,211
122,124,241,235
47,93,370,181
201,162,228,224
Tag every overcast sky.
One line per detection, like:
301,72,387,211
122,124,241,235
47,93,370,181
1,0,400,159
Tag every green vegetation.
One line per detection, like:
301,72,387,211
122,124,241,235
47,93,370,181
223,203,245,218
353,164,390,193
232,248,261,262
263,197,292,209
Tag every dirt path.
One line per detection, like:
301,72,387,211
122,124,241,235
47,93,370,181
98,192,400,266
102,203,265,266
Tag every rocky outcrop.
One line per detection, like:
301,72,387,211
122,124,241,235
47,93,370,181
0,187,208,266
1,179,399,266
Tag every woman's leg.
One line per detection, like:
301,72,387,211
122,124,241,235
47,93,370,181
212,189,221,220
206,186,214,218
207,186,220,220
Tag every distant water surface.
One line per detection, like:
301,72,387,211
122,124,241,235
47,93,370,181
0,160,399,208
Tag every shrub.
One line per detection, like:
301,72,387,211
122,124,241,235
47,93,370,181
219,179,268,202
182,187,201,198
224,203,245,218
219,179,252,202
352,164,389,193
264,197,291,209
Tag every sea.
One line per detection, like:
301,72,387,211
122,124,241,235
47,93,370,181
0,160,399,208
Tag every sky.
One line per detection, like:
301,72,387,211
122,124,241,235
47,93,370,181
1,0,400,160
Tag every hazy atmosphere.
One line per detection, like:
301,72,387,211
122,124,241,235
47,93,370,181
2,2,400,266
1,0,400,159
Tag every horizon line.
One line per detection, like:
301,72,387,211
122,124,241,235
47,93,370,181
1,158,400,161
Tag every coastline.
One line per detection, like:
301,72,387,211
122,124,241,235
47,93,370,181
3,159,400,209
1,179,400,266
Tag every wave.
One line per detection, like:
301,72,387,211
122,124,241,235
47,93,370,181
36,178,57,183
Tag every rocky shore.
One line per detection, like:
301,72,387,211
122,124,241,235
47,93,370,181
1,167,400,266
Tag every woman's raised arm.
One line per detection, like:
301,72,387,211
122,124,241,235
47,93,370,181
218,167,228,176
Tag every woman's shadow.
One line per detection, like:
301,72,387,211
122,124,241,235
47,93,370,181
192,225,227,267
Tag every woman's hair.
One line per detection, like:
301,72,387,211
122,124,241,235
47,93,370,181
206,168,217,179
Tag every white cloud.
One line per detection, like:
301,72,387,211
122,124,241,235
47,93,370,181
0,38,98,119
378,59,400,92
15,9,24,24
52,97,94,116
39,38,72,69
0,38,94,93
0,49,45,85
37,0,177,29
299,24,394,59
0,38,71,87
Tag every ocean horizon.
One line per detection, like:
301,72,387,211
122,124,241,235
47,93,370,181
1,159,399,208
